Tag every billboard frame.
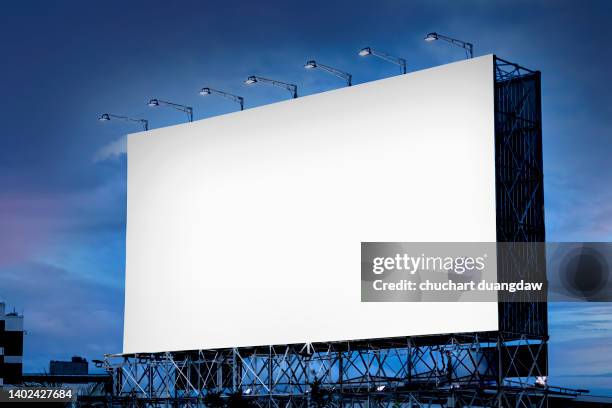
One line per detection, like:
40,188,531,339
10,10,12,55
104,56,550,407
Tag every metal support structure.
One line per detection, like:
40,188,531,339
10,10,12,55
245,76,298,99
358,47,406,74
103,332,560,407
304,60,352,86
424,33,473,59
102,57,561,407
98,113,149,131
149,98,194,122
494,56,547,340
200,88,245,111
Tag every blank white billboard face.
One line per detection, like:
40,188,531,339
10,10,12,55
124,55,497,354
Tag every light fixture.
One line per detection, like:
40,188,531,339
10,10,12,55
98,113,148,131
244,75,298,99
303,59,352,86
244,388,252,395
376,385,386,392
199,87,245,110
424,32,439,42
535,376,547,387
358,47,372,57
147,98,193,122
424,32,473,59
358,46,406,74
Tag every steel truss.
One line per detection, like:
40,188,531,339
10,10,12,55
103,57,552,407
103,331,552,407
494,56,547,342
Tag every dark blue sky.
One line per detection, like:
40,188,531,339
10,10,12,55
1,0,611,395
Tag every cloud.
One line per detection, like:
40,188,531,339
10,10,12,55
0,172,127,372
548,303,612,392
0,177,126,268
545,168,612,242
559,372,612,378
0,261,123,373
0,193,64,265
549,303,612,343
548,331,612,395
93,135,127,162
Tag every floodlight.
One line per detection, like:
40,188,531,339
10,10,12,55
244,75,298,99
303,59,352,86
357,46,406,74
199,87,245,110
147,98,193,122
376,385,386,392
358,47,372,56
424,32,439,42
98,113,110,122
424,32,473,58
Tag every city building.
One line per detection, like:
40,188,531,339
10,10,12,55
49,356,88,375
0,302,24,385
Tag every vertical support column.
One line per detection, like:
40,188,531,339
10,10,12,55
407,337,412,386
219,352,226,393
305,343,311,388
497,335,503,408
232,348,238,394
148,361,153,400
338,348,344,390
268,346,273,408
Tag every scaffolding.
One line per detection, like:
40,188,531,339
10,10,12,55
103,57,554,408
103,331,555,408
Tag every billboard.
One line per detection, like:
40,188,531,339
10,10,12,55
124,55,498,354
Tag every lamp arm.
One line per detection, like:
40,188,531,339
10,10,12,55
157,99,191,113
370,50,407,74
434,34,474,58
255,77,298,98
316,63,352,85
211,89,245,109
158,99,194,121
108,114,149,130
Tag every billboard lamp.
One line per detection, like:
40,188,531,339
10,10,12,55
244,75,298,99
304,60,352,86
424,32,474,59
98,113,149,131
199,87,245,111
358,47,406,74
148,98,194,122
